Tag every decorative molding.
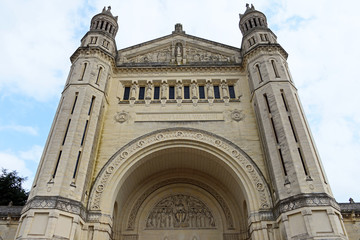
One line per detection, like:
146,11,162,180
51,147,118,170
22,196,87,220
126,178,233,230
114,111,129,123
274,193,340,217
230,109,245,122
145,194,216,229
89,128,272,215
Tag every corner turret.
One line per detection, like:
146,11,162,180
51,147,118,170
239,4,277,54
80,6,118,56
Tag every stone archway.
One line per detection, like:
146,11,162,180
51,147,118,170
88,128,272,240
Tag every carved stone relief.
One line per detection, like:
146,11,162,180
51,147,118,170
146,194,216,229
114,111,129,123
126,178,234,230
119,45,233,64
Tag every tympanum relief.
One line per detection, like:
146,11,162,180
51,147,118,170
146,194,216,229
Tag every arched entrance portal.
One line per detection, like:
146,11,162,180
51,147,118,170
88,128,272,240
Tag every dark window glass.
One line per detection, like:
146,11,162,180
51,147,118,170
199,86,205,99
123,87,130,100
139,87,145,100
154,86,160,99
184,86,190,99
228,86,236,99
169,86,175,99
214,86,220,99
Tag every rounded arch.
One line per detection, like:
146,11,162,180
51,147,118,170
88,128,272,215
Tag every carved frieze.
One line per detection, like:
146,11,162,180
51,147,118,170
146,194,216,229
118,45,234,65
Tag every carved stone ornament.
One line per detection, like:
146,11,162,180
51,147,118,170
127,178,234,230
146,194,216,229
115,111,129,123
89,128,272,213
231,110,244,122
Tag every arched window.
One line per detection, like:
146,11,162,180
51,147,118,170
96,67,103,84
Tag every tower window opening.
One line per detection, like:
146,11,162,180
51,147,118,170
256,64,263,83
138,87,145,100
228,85,236,99
258,18,262,26
213,86,220,99
80,62,87,81
81,120,89,146
270,118,279,144
95,21,99,29
278,149,288,176
288,116,298,142
62,119,71,145
52,151,62,178
95,67,102,84
71,93,78,114
199,86,205,99
123,87,130,100
169,86,175,99
298,148,309,176
73,151,82,179
264,34,269,41
253,18,257,26
271,60,280,78
100,21,104,29
154,86,160,99
249,20,253,28
88,96,95,115
281,91,289,111
260,34,264,41
109,25,113,34
245,23,249,31
264,94,271,113
184,86,190,99
105,22,109,31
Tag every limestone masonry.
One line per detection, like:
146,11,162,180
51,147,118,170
4,4,360,240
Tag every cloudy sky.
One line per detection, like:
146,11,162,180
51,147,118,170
0,0,359,203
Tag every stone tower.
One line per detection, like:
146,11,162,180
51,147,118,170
15,5,349,240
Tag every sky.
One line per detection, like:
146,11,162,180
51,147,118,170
0,0,359,203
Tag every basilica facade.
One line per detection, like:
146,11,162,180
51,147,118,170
12,4,354,240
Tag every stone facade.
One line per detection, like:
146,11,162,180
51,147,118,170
9,4,358,240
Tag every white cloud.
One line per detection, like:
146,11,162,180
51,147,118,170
0,124,38,135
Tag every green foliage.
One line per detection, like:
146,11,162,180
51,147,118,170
0,168,29,206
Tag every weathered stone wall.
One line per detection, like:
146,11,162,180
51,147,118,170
0,206,22,240
340,203,360,240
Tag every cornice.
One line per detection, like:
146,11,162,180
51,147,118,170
241,44,288,67
70,46,117,69
114,64,242,75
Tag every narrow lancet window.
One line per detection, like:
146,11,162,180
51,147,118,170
271,60,280,78
73,151,82,179
80,63,87,81
52,151,62,178
95,67,102,84
71,93,78,114
256,64,263,83
169,86,175,99
88,96,95,115
81,120,88,146
62,119,71,145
